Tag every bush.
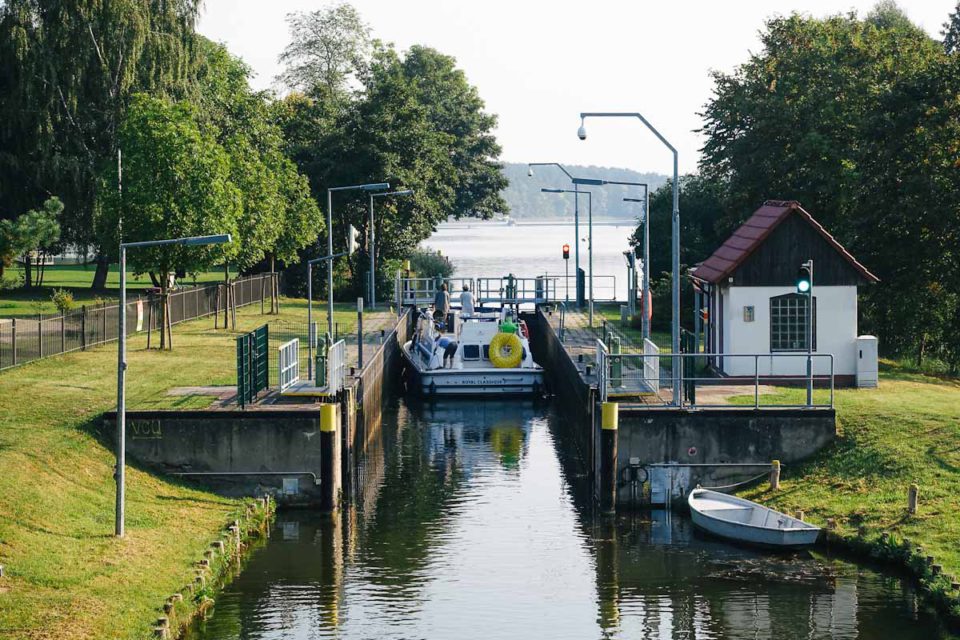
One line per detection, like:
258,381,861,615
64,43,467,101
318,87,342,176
408,247,454,279
50,288,75,314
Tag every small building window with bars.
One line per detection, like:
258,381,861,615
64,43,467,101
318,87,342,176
769,293,816,351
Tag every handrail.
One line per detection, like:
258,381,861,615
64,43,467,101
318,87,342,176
598,351,835,409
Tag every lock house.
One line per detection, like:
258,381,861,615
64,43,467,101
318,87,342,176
690,200,879,387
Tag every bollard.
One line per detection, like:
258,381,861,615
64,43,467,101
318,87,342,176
600,402,619,513
908,483,919,515
769,460,781,491
320,403,341,512
610,336,622,388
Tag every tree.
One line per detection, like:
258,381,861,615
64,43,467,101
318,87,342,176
193,40,322,275
943,2,960,53
0,197,63,286
276,33,508,300
0,0,203,289
697,2,960,367
278,3,371,98
97,94,241,349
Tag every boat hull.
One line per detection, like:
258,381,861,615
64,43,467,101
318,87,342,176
402,345,543,396
688,489,820,549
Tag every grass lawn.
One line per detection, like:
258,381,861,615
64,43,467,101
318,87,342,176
737,362,960,615
0,263,237,318
593,303,672,350
0,297,369,639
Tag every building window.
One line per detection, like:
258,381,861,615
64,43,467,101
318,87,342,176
770,294,816,351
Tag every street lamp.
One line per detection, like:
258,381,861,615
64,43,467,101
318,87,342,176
324,182,389,339
570,177,648,331
369,189,414,309
307,222,363,380
542,187,593,323
115,233,232,537
578,111,681,406
528,163,582,307
624,192,650,341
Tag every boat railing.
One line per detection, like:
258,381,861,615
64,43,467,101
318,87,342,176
599,351,835,409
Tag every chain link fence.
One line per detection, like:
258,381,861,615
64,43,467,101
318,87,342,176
0,273,278,372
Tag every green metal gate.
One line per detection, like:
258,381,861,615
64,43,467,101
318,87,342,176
236,324,269,408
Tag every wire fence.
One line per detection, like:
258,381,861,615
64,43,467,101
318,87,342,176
0,273,279,373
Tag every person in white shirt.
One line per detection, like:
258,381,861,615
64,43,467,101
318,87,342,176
460,283,475,315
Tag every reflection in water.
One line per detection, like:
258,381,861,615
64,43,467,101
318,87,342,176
188,399,953,640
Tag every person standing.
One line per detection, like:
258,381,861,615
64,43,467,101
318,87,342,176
433,282,451,328
460,283,476,315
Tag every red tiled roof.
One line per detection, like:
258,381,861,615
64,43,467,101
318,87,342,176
691,200,879,284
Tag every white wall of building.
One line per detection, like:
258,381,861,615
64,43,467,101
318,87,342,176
719,285,858,377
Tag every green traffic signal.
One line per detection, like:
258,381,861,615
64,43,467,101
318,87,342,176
796,265,812,293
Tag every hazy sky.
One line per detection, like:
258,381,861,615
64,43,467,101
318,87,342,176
198,0,955,175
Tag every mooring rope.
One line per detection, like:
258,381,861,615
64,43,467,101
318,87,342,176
699,471,771,492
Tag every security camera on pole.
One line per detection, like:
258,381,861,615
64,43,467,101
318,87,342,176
797,260,814,406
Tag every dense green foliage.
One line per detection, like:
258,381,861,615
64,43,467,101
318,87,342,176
0,0,203,285
0,196,63,286
636,3,960,369
277,6,508,299
408,247,454,280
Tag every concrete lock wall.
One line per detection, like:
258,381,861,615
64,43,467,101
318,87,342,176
615,407,836,508
104,410,326,506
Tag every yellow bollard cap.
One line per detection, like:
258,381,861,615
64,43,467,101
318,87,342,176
601,402,619,431
320,403,338,432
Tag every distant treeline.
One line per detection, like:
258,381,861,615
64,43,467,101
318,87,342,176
501,163,667,220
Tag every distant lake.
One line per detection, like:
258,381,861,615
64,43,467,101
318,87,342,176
422,220,638,302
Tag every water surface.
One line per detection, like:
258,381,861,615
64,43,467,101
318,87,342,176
188,400,953,639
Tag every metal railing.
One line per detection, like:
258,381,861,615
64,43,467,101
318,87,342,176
0,273,278,373
278,338,300,392
599,351,835,409
475,276,556,305
539,273,618,302
325,339,347,394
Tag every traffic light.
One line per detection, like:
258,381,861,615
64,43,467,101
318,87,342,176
347,224,361,255
796,262,812,294
562,243,570,260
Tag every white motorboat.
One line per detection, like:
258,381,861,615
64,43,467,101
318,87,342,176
401,309,544,396
687,488,820,548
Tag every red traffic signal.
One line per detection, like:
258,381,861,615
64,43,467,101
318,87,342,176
562,243,570,260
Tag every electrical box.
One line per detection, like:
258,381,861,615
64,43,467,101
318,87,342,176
856,335,879,388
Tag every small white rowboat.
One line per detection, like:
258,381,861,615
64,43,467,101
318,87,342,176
687,488,820,549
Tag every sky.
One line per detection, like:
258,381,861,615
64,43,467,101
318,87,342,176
198,0,955,176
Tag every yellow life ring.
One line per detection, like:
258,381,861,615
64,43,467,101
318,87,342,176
489,332,523,368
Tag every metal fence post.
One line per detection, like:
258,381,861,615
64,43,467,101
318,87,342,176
357,298,364,369
754,355,760,409
61,312,65,354
11,319,16,366
37,316,43,358
80,306,86,351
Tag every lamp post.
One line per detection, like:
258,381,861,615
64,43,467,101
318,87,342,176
578,111,681,406
528,163,582,306
115,233,232,537
542,188,593,324
570,177,647,331
624,191,650,341
368,189,413,309
324,182,389,341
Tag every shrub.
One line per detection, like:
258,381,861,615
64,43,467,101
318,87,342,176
408,247,454,279
50,288,75,314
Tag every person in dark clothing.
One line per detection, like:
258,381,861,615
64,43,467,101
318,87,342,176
443,340,458,367
433,283,451,329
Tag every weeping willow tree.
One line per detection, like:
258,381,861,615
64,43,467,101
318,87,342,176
0,0,203,288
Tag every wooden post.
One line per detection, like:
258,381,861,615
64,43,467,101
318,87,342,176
60,312,65,354
231,284,237,329
796,510,804,522
146,300,153,349
80,306,86,351
769,460,781,491
908,483,919,515
11,318,16,366
320,403,341,511
600,402,619,513
260,276,265,315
